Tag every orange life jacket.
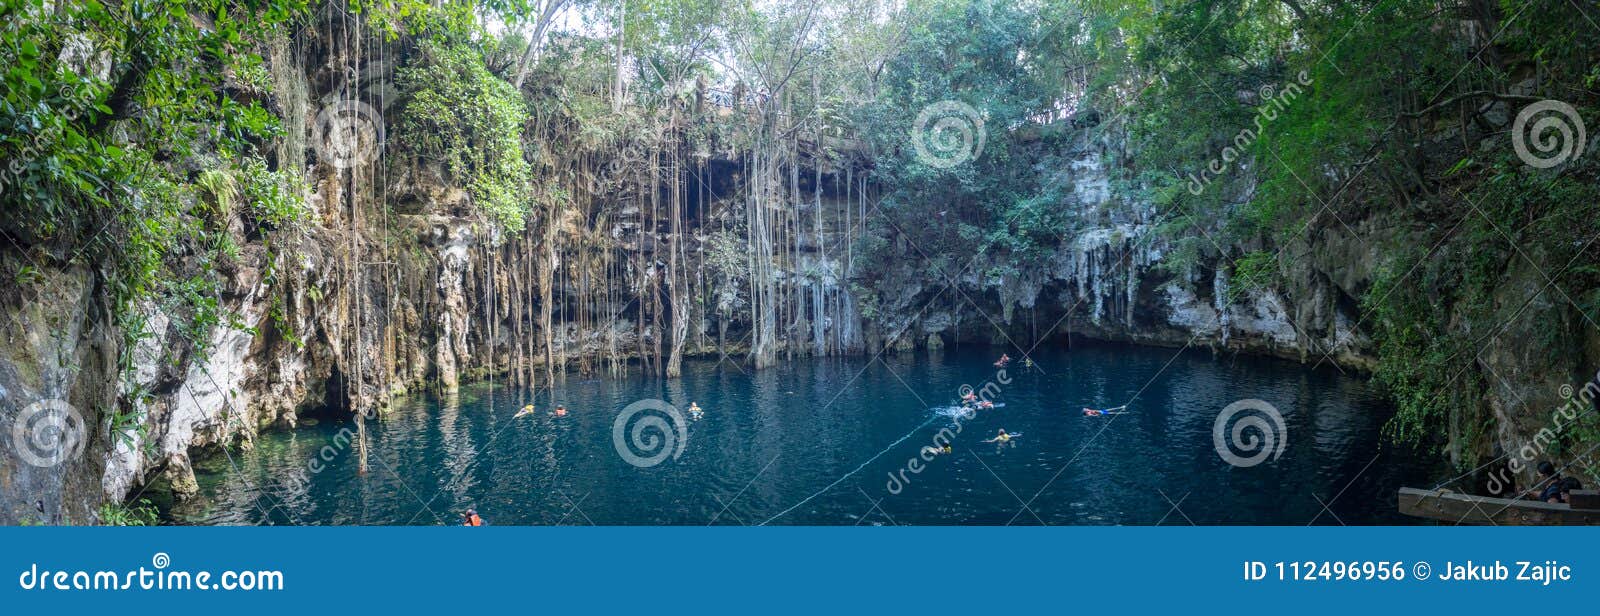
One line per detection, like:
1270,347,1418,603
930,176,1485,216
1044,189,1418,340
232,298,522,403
465,514,482,526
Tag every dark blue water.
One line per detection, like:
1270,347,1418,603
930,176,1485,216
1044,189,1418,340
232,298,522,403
187,342,1437,525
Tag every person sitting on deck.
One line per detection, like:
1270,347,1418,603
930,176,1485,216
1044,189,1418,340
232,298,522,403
462,509,483,526
1529,461,1562,501
1552,477,1584,504
984,429,1013,443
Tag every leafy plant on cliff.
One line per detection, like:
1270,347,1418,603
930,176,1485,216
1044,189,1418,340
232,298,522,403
2,0,305,396
395,41,534,232
98,499,160,527
1098,0,1600,473
1228,250,1277,302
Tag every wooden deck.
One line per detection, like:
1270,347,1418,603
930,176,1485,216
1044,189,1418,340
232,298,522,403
1398,487,1600,525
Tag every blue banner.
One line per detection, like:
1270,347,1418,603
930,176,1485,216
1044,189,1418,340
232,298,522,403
2,527,1592,613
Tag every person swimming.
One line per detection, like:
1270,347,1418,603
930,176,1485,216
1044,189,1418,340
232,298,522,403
993,353,1012,367
461,508,483,526
688,402,704,420
975,400,995,410
1022,357,1034,368
984,429,1015,443
554,405,568,417
514,404,536,419
1083,405,1128,416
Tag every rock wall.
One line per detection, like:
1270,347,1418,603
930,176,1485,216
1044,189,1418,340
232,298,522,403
871,133,1371,371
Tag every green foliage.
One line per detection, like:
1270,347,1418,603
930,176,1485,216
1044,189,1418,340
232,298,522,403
107,398,151,452
1228,250,1277,300
396,41,533,232
853,0,1091,276
238,157,307,231
1090,0,1600,469
98,499,160,526
229,53,274,95
196,168,240,221
2,0,306,401
1365,159,1600,457
13,264,45,286
168,276,223,360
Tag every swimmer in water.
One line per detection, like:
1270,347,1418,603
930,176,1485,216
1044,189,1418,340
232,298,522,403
688,402,704,420
553,405,568,417
983,429,1014,443
514,404,536,419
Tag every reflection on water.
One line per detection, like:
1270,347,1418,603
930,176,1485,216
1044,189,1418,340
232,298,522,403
186,342,1438,525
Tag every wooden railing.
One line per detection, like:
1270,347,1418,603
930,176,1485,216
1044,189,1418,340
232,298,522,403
1398,487,1600,525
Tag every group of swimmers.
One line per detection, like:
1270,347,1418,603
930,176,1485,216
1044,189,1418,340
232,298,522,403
960,390,997,411
514,404,567,419
515,402,708,421
992,353,1035,369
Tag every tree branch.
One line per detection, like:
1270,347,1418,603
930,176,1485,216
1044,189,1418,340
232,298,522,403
1400,90,1544,118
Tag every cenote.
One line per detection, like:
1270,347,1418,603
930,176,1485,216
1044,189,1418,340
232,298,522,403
183,342,1438,525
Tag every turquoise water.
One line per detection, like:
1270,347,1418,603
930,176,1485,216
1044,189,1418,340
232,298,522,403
188,342,1436,525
